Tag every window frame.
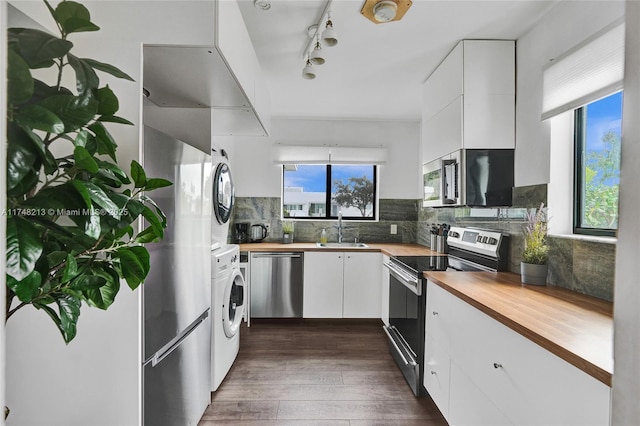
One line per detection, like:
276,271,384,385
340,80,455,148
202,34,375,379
282,164,378,221
572,101,619,237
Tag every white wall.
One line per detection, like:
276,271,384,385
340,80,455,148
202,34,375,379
231,118,421,199
5,2,217,425
613,2,640,424
515,0,625,187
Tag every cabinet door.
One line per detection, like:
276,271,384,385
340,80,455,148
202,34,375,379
423,96,463,163
303,251,344,318
381,255,390,325
449,361,512,426
424,333,451,419
463,40,515,149
343,252,382,318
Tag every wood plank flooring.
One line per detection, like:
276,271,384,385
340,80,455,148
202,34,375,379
199,319,448,425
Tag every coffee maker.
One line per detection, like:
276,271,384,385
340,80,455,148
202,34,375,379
233,222,249,243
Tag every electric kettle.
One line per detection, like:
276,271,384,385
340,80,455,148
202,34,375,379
250,224,268,242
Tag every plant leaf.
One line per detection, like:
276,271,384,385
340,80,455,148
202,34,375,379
74,129,89,147
10,28,73,68
40,94,98,132
14,104,65,134
129,246,150,277
55,294,81,343
144,178,173,191
96,160,131,184
69,180,92,208
130,160,147,188
83,58,135,81
6,216,43,281
74,145,99,173
134,227,161,244
95,85,119,115
7,49,34,104
98,115,134,125
72,274,107,290
67,54,99,93
54,1,99,34
6,270,42,303
115,247,145,290
85,206,101,239
83,266,119,309
62,253,78,283
7,124,38,190
141,206,164,239
12,123,57,174
88,122,117,161
83,182,121,219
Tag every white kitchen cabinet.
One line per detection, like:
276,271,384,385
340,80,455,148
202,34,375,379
303,252,344,318
343,252,382,318
425,280,611,426
421,40,515,164
381,254,390,326
449,361,512,426
303,251,381,319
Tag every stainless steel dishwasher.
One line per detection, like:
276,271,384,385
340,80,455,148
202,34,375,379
249,252,304,318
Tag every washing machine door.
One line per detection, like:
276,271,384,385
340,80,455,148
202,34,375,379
223,269,245,338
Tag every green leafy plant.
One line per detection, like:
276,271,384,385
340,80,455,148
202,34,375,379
282,220,294,234
6,0,171,343
522,203,548,265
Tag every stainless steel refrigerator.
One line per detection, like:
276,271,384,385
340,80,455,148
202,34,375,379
142,126,212,426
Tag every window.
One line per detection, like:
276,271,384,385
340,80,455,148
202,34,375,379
282,165,377,219
574,91,623,236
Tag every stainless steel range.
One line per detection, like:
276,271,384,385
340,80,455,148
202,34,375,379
383,226,509,396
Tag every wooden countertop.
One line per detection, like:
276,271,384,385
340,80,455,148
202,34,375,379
239,242,443,257
424,271,613,386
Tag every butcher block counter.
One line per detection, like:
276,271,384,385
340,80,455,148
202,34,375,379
425,271,614,386
239,242,441,257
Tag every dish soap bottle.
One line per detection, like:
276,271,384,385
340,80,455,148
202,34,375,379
320,228,328,244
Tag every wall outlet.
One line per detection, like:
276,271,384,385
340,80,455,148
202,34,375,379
390,224,398,235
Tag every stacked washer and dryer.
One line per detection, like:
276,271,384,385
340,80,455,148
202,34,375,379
210,149,246,391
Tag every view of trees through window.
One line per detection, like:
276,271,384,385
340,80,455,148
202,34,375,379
575,91,623,234
283,165,376,219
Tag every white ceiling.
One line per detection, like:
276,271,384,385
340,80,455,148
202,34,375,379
237,0,560,121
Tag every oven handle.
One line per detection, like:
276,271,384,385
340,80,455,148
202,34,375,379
383,262,422,296
383,326,417,367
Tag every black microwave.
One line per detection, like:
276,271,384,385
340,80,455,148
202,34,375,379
422,149,514,207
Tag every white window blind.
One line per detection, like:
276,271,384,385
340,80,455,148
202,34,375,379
272,144,388,165
542,21,625,120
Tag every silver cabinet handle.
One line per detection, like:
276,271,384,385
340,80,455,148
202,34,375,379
432,311,439,316
430,370,437,375
493,363,503,369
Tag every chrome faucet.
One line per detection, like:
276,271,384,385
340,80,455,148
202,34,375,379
338,210,343,243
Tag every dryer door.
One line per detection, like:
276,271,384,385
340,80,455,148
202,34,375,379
213,162,234,224
222,269,245,338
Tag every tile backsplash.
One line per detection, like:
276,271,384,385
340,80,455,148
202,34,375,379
232,184,616,301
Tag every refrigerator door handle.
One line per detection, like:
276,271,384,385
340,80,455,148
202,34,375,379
144,309,209,367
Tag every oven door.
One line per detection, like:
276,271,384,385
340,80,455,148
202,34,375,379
383,263,425,395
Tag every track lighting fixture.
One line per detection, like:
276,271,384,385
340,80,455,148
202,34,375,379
302,58,317,80
321,11,338,47
309,35,325,65
301,0,339,79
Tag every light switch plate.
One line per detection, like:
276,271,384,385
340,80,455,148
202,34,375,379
390,224,398,234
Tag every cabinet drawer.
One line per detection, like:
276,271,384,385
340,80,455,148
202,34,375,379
449,295,610,426
426,281,452,350
449,360,511,426
424,333,450,419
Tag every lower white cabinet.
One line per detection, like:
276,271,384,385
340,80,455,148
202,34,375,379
303,252,344,318
303,251,381,318
425,280,611,426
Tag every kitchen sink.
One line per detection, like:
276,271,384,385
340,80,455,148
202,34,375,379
315,242,369,248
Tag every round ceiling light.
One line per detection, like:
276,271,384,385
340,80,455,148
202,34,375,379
254,0,271,11
373,0,398,22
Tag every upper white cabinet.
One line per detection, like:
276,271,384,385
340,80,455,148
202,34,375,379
421,40,515,164
303,252,382,319
143,0,271,136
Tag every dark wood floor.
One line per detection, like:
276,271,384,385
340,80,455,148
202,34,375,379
199,319,448,425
